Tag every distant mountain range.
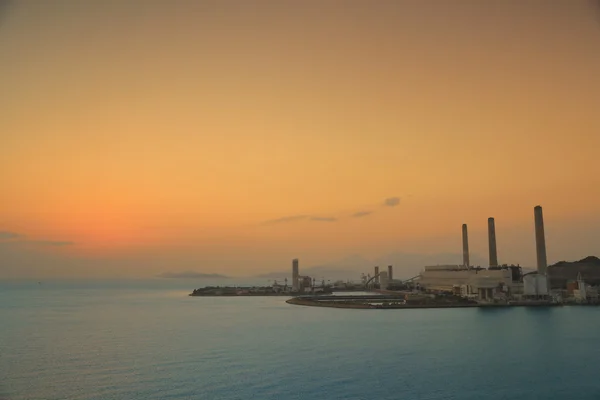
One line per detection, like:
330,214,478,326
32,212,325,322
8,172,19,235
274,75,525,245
156,251,578,282
253,252,490,281
157,271,231,279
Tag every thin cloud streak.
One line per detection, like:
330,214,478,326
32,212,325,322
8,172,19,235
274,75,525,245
0,231,20,239
260,196,402,226
0,231,74,246
261,215,308,225
0,0,12,25
26,240,75,246
383,197,400,207
310,217,338,222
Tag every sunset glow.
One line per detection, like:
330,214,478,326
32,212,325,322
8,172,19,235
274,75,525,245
1,1,599,278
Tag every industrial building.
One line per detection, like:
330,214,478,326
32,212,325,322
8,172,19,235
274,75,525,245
364,265,401,290
283,204,597,307
290,258,318,293
418,205,552,303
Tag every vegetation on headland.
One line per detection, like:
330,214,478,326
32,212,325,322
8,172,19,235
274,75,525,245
549,256,600,287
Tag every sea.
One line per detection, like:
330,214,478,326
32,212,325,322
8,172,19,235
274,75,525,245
2,278,600,400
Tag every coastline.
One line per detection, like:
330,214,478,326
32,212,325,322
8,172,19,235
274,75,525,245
285,296,567,310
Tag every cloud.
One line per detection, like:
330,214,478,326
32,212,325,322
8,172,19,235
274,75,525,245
261,215,338,225
261,196,401,226
309,217,338,222
26,240,75,246
0,231,74,246
158,271,230,279
383,197,400,207
261,215,308,225
0,231,20,240
0,0,13,24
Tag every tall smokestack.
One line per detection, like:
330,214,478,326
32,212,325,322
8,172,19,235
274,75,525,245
292,259,299,291
374,266,380,284
387,265,393,281
534,206,547,275
488,217,498,267
462,224,470,268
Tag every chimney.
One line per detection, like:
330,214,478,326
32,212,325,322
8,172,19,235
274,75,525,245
388,265,393,281
534,206,547,275
488,217,498,267
292,259,299,291
462,224,470,268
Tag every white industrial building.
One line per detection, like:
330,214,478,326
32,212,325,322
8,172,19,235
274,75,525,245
417,205,552,303
419,265,514,301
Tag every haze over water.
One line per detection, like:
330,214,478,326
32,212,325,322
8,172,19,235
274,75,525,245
2,280,600,400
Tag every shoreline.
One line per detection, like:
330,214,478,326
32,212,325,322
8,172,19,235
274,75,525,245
285,297,569,309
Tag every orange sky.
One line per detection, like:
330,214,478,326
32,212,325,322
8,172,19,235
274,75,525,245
1,1,599,279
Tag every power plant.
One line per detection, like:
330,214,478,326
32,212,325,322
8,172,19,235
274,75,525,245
191,204,598,306
418,205,561,303
289,206,565,302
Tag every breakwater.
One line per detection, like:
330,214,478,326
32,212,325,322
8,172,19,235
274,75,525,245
286,296,564,309
286,296,477,309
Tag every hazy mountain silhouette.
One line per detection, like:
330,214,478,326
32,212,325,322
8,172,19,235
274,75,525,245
253,252,491,281
158,271,231,279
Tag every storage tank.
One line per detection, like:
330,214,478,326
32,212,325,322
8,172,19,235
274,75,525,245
523,274,537,296
536,275,549,295
379,271,389,290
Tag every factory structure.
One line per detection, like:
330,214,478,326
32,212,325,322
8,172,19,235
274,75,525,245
284,205,597,304
290,258,330,293
417,205,553,303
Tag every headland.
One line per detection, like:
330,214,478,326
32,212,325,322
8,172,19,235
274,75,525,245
190,206,600,309
189,285,331,296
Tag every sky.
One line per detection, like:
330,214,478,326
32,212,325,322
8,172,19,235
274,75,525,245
1,0,600,279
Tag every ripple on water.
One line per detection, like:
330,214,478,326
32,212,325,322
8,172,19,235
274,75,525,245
3,285,600,400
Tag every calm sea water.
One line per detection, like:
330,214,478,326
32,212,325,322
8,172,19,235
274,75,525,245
2,279,600,400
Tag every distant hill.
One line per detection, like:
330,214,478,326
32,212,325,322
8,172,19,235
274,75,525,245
548,256,600,287
255,266,361,281
254,252,489,282
158,271,231,279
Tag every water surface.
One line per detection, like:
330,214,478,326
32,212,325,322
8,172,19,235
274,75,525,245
1,280,599,399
